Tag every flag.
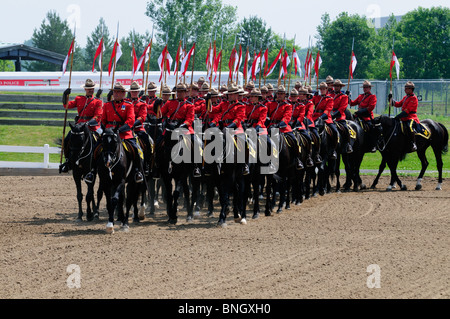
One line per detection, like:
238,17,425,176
349,51,357,79
213,50,222,81
304,50,310,81
108,40,122,77
228,47,237,80
263,48,269,78
92,38,104,72
280,50,290,79
136,41,152,75
131,45,139,78
292,48,302,77
206,43,215,79
180,43,195,77
62,39,74,75
173,43,181,74
314,51,322,77
243,50,250,82
158,45,173,82
265,48,283,78
251,51,261,81
234,45,242,77
390,51,400,80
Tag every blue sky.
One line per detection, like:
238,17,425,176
1,0,447,48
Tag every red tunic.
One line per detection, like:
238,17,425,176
160,99,195,134
67,96,103,131
312,95,333,124
214,101,246,134
304,100,315,128
266,100,293,133
245,103,268,135
291,102,306,130
394,94,419,123
101,100,135,140
350,93,377,121
332,92,348,121
144,96,158,117
129,99,147,132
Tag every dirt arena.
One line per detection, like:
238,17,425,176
0,174,449,299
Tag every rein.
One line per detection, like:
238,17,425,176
376,119,398,152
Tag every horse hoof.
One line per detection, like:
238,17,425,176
386,185,393,192
120,224,130,232
186,216,194,223
277,208,282,214
401,185,407,191
436,184,442,191
252,213,259,220
139,206,146,220
360,184,367,190
106,222,114,234
234,214,242,223
217,220,227,228
154,200,160,209
415,184,422,191
168,218,177,225
265,212,272,217
193,210,200,217
94,213,99,221
86,214,94,222
240,218,247,225
295,201,301,206
285,205,290,210
207,211,213,218
75,217,83,223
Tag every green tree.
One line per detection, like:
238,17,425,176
395,6,449,79
316,12,377,80
27,11,78,71
84,18,114,72
145,0,237,74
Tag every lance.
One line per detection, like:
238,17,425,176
159,32,169,97
175,32,182,85
144,24,154,94
258,40,263,89
217,33,224,90
228,33,237,85
131,29,136,81
244,38,250,86
287,34,296,92
182,35,187,84
308,37,313,87
99,23,104,93
235,27,244,85
346,37,355,92
315,47,321,91
111,21,120,90
389,36,395,117
278,33,286,88
263,40,269,86
189,32,198,96
283,34,288,87
60,24,76,166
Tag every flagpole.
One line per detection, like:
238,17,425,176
389,36,395,117
346,37,355,93
145,25,154,94
287,35,296,92
316,49,320,91
60,29,76,166
217,33,224,90
228,34,237,85
283,34,287,87
263,42,269,86
189,34,198,97
258,41,263,89
111,22,120,90
175,35,182,84
99,24,104,92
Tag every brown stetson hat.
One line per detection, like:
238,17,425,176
128,81,141,92
319,82,328,90
276,85,286,93
113,82,127,91
147,82,158,91
405,81,415,89
161,84,173,95
81,78,98,89
290,88,299,96
224,83,239,95
175,83,187,91
325,75,334,84
297,87,309,95
333,79,346,87
362,80,374,88
249,88,262,97
199,83,210,92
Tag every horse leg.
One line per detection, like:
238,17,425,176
432,145,444,190
218,173,231,227
85,182,95,221
415,148,428,191
183,177,194,223
252,175,260,219
370,157,387,189
103,186,115,234
147,177,156,215
73,173,84,221
277,179,286,213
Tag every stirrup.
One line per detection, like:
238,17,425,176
346,144,353,154
135,171,144,183
242,164,250,176
330,151,337,160
306,157,314,168
85,172,95,184
193,167,201,178
314,154,322,164
295,158,304,170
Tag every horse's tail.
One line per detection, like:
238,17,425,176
54,137,63,147
438,122,449,155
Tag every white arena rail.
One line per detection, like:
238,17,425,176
0,144,60,169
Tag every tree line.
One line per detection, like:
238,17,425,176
18,1,450,80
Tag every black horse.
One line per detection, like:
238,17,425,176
371,116,448,191
155,122,200,225
96,128,139,233
64,122,102,221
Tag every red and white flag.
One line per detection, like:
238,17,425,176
62,39,75,75
314,51,322,77
108,40,122,77
280,50,290,80
136,41,152,75
228,47,237,80
292,48,302,77
349,51,357,79
234,45,243,78
92,38,104,72
131,45,139,79
243,50,250,82
262,48,269,78
173,43,182,74
180,43,195,77
390,51,400,80
251,51,261,81
265,48,283,78
158,45,173,82
213,50,222,81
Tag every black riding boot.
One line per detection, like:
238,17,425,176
409,129,417,152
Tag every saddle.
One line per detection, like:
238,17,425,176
356,117,371,133
335,120,357,140
122,140,144,161
401,121,431,139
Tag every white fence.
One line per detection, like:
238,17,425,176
0,144,60,169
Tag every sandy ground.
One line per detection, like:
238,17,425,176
0,174,449,300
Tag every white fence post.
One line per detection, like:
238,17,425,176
0,145,61,169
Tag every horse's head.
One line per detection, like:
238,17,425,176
68,122,90,161
101,128,121,168
314,117,325,132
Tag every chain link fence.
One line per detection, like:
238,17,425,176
264,78,449,118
